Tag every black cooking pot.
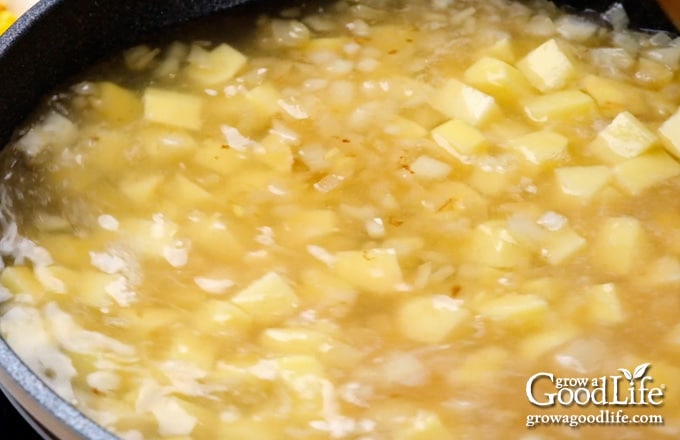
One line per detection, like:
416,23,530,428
0,0,676,439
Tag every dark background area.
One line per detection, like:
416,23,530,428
0,391,42,439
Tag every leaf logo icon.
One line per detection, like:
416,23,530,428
618,368,633,381
633,363,651,380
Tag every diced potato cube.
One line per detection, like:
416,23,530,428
636,57,674,87
166,174,213,204
185,214,243,260
396,295,470,343
591,216,646,275
333,248,403,294
554,166,611,200
520,279,566,306
205,85,281,136
540,226,586,265
118,174,162,206
396,412,453,440
584,283,624,325
165,330,218,369
519,325,579,360
468,167,512,197
589,111,658,163
94,82,142,123
304,37,347,53
479,294,548,327
659,107,680,158
275,355,326,413
422,181,488,220
613,151,680,195
506,130,568,165
231,272,299,325
258,133,294,172
409,155,452,180
246,84,282,120
384,116,428,138
451,347,509,385
468,221,530,269
517,39,575,92
464,56,533,104
0,266,44,297
485,118,534,143
285,210,339,241
185,43,247,86
429,79,501,126
482,34,515,63
298,270,357,319
192,300,252,336
119,217,176,259
581,75,648,117
431,119,488,157
143,88,203,130
524,90,596,122
79,129,133,174
639,256,680,286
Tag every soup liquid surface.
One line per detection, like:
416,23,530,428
1,0,680,439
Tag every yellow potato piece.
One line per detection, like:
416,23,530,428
143,88,203,130
554,166,611,200
467,221,530,269
431,119,488,157
464,56,533,104
429,78,501,126
591,216,647,275
523,90,596,122
94,82,143,123
584,283,625,325
517,39,575,92
589,111,658,163
333,248,403,294
231,272,299,325
185,43,247,86
613,151,680,195
396,295,471,344
659,107,680,158
505,130,568,166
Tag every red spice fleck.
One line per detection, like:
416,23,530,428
401,164,415,174
449,285,462,297
388,217,404,227
437,198,454,212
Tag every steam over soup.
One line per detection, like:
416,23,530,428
1,0,680,438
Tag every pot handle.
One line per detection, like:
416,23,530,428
657,0,680,31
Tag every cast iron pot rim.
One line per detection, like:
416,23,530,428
0,7,119,440
0,2,111,436
0,1,265,438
